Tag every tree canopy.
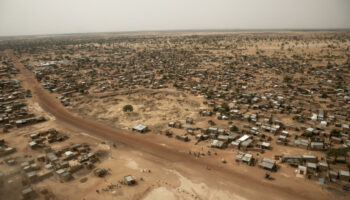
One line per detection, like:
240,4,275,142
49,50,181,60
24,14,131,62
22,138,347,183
123,104,133,112
327,148,348,161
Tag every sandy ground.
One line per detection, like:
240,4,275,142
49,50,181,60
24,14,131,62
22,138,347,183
0,50,345,200
71,88,207,132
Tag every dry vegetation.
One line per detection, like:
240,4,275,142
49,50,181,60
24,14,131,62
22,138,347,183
74,88,206,131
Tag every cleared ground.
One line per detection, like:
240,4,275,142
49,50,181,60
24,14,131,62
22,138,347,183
72,88,207,132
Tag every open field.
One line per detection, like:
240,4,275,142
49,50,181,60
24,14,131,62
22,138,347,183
1,31,350,200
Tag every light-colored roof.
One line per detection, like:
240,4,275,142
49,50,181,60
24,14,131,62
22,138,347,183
339,170,350,176
260,161,274,169
28,141,37,146
329,170,338,176
318,162,328,167
56,169,65,175
242,154,253,162
22,187,33,195
183,124,191,129
238,135,249,142
279,135,286,139
241,139,253,147
306,162,317,169
262,142,270,147
211,140,224,147
125,175,135,182
208,127,218,131
282,130,289,135
260,158,276,169
133,124,147,131
298,165,307,171
302,154,317,159
262,158,276,164
311,142,323,146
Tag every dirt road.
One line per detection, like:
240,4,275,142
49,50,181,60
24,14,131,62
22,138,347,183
11,53,343,200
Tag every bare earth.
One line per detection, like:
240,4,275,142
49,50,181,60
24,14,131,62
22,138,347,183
3,47,346,200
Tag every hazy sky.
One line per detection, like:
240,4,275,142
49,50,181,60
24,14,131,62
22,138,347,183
0,0,349,36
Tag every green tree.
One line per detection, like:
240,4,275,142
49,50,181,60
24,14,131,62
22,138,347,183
327,148,348,162
221,103,230,112
123,105,133,112
230,125,239,132
330,129,341,137
283,75,292,83
207,90,214,99
304,132,313,138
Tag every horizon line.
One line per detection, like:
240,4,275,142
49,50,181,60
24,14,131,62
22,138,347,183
1,28,350,39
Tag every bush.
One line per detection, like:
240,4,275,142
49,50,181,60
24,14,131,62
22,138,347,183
304,132,313,138
327,148,348,161
230,125,239,132
221,103,230,112
330,129,341,137
207,90,214,99
123,105,133,112
283,75,292,83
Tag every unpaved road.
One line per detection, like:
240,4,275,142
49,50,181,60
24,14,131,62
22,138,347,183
10,53,344,200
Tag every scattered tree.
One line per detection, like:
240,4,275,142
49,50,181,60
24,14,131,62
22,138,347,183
230,125,239,132
123,105,133,112
327,148,348,162
283,75,293,83
221,103,230,112
330,129,341,137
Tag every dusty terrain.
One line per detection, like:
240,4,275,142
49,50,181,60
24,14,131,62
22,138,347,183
73,88,207,132
1,31,350,200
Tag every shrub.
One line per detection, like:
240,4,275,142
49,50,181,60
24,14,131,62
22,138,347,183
304,132,313,138
330,129,341,137
283,75,292,83
123,105,133,112
230,125,239,132
221,103,230,112
327,148,348,162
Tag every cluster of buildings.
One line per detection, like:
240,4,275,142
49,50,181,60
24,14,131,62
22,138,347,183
0,62,45,133
11,32,350,191
0,138,16,158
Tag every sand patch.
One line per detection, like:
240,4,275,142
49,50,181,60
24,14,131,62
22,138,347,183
97,143,111,151
33,102,56,120
143,187,177,200
172,170,246,200
144,170,247,200
72,89,207,132
126,159,140,170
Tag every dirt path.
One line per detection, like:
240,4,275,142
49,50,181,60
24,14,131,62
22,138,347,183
9,52,342,200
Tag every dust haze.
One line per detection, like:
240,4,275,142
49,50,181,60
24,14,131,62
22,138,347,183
0,0,350,36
